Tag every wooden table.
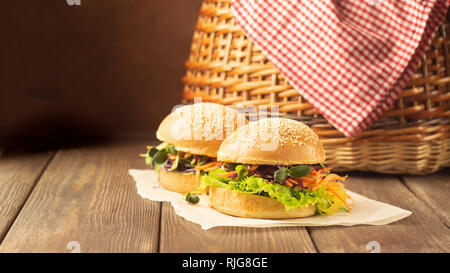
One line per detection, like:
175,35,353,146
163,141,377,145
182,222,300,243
0,140,448,253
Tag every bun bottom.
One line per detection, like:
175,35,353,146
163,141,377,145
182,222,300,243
158,169,200,193
208,187,317,219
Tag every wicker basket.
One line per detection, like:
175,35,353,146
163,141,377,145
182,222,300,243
181,0,450,174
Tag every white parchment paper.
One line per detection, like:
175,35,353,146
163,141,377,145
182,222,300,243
129,169,411,230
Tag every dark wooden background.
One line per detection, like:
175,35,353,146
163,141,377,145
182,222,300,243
0,0,203,140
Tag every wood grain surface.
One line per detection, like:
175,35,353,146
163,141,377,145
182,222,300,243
401,171,449,224
0,0,202,139
307,172,450,252
0,141,160,253
159,203,317,253
0,141,448,253
0,145,55,242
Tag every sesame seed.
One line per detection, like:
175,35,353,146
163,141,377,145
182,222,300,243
225,118,321,148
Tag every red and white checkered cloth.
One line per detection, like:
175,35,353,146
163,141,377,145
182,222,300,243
231,0,450,137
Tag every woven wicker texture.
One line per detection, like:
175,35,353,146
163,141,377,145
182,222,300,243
182,0,450,174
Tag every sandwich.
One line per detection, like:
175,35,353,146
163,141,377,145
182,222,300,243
200,118,350,219
143,102,246,193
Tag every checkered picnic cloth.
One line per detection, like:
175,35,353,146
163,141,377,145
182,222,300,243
231,0,450,137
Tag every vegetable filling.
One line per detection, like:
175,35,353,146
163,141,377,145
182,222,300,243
200,163,350,215
142,142,217,174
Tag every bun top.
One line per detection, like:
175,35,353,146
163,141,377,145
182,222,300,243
217,118,325,165
156,103,247,157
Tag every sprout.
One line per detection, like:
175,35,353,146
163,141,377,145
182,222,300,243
185,193,200,204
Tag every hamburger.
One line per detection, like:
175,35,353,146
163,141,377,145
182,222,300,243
200,118,350,219
143,103,246,193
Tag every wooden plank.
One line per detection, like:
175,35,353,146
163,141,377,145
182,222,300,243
0,0,202,139
159,203,317,253
307,172,450,253
401,170,449,223
0,141,161,253
0,144,55,242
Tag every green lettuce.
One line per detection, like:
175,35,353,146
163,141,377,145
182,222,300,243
201,168,332,212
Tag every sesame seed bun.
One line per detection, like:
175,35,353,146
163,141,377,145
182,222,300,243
157,169,200,193
156,103,247,158
217,118,326,165
208,186,317,219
